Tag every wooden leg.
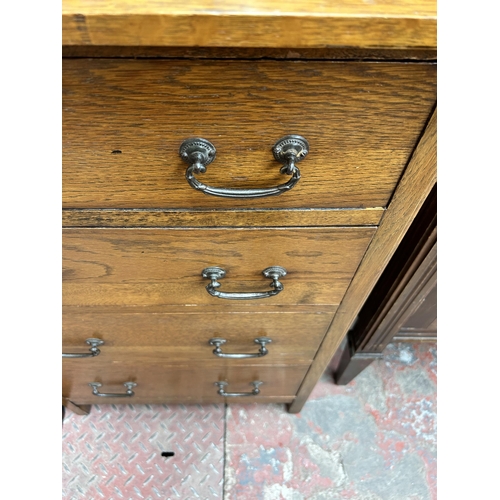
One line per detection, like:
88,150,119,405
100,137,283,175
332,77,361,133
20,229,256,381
62,397,91,416
333,351,383,385
328,334,383,386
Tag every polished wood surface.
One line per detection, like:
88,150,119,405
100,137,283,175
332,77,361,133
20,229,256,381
63,60,436,209
62,208,384,228
63,304,331,314
289,108,437,413
62,361,309,404
62,308,334,363
63,227,375,306
62,0,436,48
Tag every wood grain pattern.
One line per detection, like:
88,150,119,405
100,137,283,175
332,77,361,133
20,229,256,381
63,59,436,209
63,227,375,306
62,361,308,404
62,208,384,228
62,0,437,17
62,308,335,363
62,0,436,48
62,304,333,314
289,108,437,413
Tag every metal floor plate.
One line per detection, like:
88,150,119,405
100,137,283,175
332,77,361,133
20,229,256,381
62,403,225,500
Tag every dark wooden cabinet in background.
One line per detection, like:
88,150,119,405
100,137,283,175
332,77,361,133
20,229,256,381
332,185,437,385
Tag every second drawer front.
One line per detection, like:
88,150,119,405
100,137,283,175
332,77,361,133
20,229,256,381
63,227,375,307
63,308,334,364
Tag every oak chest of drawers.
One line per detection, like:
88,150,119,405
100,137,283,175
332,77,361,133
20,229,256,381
62,0,437,414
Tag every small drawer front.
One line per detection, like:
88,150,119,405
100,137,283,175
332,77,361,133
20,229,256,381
62,361,309,404
63,227,375,307
63,59,436,210
62,307,335,364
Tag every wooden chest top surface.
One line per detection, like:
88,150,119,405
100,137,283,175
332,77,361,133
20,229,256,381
62,0,436,48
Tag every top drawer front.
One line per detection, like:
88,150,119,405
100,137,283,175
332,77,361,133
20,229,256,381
63,60,436,209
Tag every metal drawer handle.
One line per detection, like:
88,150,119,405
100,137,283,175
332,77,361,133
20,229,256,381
209,337,272,358
88,382,137,398
179,135,309,199
202,266,286,300
62,338,104,358
215,381,263,397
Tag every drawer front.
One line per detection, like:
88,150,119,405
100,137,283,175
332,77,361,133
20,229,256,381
63,59,436,209
62,361,309,404
63,227,375,307
62,307,334,364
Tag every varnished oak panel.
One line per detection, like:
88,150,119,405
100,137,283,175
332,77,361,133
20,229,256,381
63,227,375,306
62,208,384,228
62,308,335,363
289,109,437,413
62,361,308,404
63,60,436,209
62,304,332,314
62,0,436,48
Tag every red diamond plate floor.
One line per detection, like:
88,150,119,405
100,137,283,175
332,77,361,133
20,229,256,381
62,343,436,499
